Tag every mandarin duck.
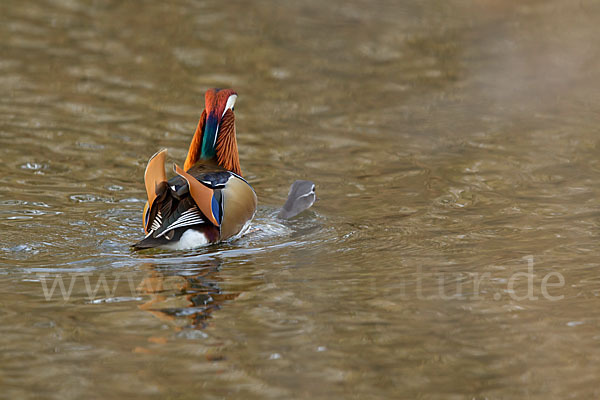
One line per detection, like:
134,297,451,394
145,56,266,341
278,180,316,219
133,88,257,250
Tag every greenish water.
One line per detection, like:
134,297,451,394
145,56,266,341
2,0,600,398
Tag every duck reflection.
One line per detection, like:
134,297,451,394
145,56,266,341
138,259,238,329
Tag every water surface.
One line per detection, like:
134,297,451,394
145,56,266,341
2,0,600,398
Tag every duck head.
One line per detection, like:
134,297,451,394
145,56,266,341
278,180,316,219
184,88,241,175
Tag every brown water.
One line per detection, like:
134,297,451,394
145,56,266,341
2,0,600,398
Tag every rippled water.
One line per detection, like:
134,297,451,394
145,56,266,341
2,0,600,398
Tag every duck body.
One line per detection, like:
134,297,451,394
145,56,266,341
133,88,257,250
133,161,256,250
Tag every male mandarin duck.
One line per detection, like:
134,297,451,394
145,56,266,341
133,88,257,250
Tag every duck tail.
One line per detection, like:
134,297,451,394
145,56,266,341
131,234,170,250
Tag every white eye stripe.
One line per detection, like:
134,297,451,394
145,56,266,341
296,192,315,200
222,94,237,117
